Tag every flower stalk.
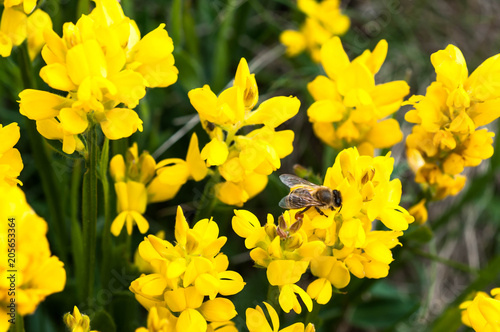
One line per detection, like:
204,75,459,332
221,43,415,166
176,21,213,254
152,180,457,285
82,123,99,300
305,301,322,327
70,159,84,301
193,171,220,221
100,138,113,298
10,313,24,332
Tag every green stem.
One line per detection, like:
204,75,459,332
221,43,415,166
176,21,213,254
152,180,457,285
266,284,281,313
101,139,113,299
17,44,68,264
126,233,132,263
409,247,478,274
193,171,220,221
322,145,338,175
17,45,36,89
82,124,99,300
76,0,90,18
9,314,24,332
70,159,84,302
305,301,322,326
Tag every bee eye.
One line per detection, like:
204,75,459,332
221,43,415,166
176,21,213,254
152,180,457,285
333,190,342,207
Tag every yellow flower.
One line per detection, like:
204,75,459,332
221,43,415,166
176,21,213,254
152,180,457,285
234,58,258,110
4,0,37,14
232,210,322,313
135,306,176,332
246,302,316,332
111,181,149,236
307,256,350,303
63,306,99,332
18,0,178,154
460,288,500,332
408,199,428,225
405,44,500,200
201,138,229,166
267,260,313,313
207,321,238,332
233,147,413,309
26,9,52,60
149,132,208,203
109,136,207,235
189,58,300,206
280,0,350,62
134,231,166,273
0,2,52,59
0,123,23,188
129,206,244,331
0,185,66,331
307,37,409,155
136,307,237,332
0,7,27,57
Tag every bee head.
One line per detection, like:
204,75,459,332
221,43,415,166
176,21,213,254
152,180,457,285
316,188,333,205
332,189,342,208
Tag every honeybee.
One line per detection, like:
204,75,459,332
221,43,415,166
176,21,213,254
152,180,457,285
279,174,342,217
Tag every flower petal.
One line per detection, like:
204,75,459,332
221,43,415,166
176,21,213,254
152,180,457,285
100,108,143,140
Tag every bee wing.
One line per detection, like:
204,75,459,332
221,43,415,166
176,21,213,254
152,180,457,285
279,174,320,189
279,188,322,209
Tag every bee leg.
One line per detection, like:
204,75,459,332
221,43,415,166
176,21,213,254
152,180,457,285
298,206,311,215
315,207,328,217
338,205,343,213
330,206,334,211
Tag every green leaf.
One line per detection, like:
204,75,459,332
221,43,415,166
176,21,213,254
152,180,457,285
169,0,183,46
98,137,110,182
70,215,84,300
112,292,143,332
404,225,434,243
350,296,419,329
175,49,205,92
183,5,200,63
211,0,239,92
322,145,338,175
431,307,463,332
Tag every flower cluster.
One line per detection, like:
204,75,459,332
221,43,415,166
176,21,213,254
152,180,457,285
136,306,237,332
232,148,414,313
109,138,207,236
246,302,315,332
189,58,300,206
280,0,350,62
307,37,409,156
405,45,500,202
460,288,500,332
63,306,99,332
0,0,52,59
0,123,23,188
0,185,66,331
18,0,178,154
129,206,245,331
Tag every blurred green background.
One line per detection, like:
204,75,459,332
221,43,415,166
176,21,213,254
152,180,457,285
2,0,500,331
